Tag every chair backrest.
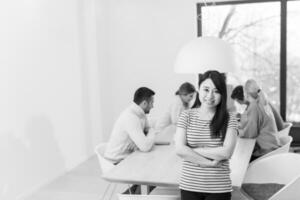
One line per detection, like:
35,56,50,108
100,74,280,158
94,143,115,174
252,136,293,163
118,194,180,200
270,175,300,200
279,135,293,146
277,122,293,138
244,153,300,185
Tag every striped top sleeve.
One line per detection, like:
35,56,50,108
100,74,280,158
177,110,190,130
228,112,238,131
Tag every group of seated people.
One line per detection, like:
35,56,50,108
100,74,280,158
103,70,288,199
104,78,286,164
104,82,196,164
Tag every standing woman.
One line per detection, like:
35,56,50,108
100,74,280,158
155,82,196,132
174,70,238,200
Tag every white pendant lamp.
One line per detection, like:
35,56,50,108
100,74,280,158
174,36,236,73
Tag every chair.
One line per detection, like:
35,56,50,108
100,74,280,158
118,194,180,200
266,135,292,157
96,143,133,199
95,143,137,199
95,143,116,200
95,143,115,173
277,122,293,138
242,153,300,200
251,136,293,163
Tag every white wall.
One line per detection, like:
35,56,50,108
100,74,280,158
0,0,213,198
0,0,105,199
102,0,198,135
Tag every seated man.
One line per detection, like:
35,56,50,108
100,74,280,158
104,87,157,164
232,80,282,160
231,85,285,131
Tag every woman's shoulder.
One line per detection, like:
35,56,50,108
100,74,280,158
168,95,183,108
172,95,183,104
180,108,198,116
184,108,201,118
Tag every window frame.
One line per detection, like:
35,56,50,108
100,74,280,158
196,0,300,144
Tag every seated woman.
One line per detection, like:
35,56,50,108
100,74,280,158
239,79,281,160
231,84,285,131
155,82,196,132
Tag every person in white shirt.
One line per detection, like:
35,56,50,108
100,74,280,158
104,87,157,164
155,82,196,132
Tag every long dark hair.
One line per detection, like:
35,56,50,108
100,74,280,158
192,71,229,140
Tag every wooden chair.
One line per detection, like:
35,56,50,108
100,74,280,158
118,194,180,200
242,153,300,200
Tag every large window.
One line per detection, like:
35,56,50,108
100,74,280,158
287,1,300,122
197,0,300,125
200,2,280,109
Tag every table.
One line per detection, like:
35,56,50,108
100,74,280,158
102,145,180,187
230,137,256,187
102,133,256,194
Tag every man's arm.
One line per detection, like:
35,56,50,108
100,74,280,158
126,115,156,152
144,118,151,135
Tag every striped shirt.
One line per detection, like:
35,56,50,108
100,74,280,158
177,108,238,193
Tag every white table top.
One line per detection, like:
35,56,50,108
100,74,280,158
103,144,180,187
102,128,256,188
230,137,256,187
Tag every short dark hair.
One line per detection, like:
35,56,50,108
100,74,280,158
175,82,196,95
231,85,244,101
133,87,155,105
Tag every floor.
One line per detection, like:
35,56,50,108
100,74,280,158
24,156,126,200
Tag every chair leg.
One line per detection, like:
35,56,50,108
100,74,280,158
123,184,139,194
108,183,117,200
127,184,132,195
101,182,111,200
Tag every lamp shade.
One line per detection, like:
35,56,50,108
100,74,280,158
174,36,236,73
